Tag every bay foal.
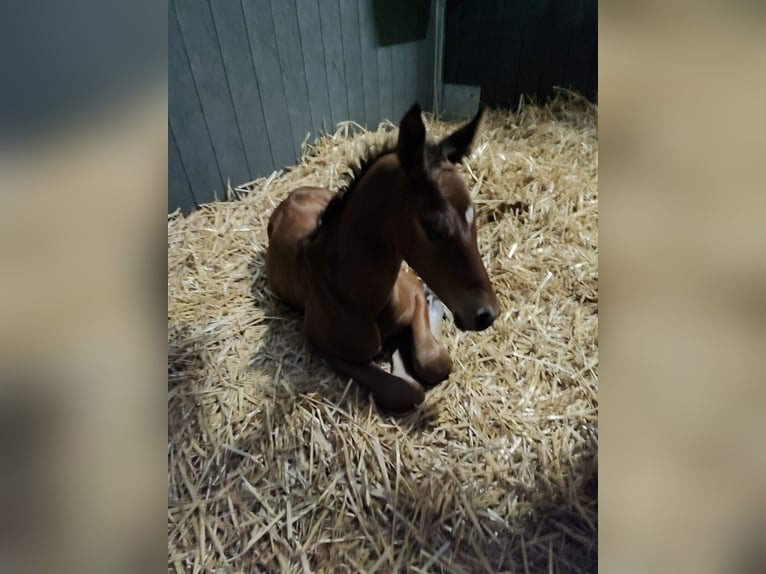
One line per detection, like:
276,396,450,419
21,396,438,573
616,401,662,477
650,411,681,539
266,104,499,412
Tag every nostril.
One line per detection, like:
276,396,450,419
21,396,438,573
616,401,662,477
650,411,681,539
475,306,495,330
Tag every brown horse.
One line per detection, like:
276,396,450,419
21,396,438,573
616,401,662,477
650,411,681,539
265,104,500,412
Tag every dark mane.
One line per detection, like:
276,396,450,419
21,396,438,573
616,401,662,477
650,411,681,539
308,138,442,240
313,141,396,236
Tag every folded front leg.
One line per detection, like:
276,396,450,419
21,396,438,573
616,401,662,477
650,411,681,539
303,299,425,413
325,355,425,413
408,285,453,387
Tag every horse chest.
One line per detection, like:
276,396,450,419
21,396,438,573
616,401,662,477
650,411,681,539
376,275,419,339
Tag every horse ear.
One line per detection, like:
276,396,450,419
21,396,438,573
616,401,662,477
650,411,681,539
439,104,485,164
396,103,426,173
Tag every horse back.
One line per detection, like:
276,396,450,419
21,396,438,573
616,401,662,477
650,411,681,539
265,187,334,309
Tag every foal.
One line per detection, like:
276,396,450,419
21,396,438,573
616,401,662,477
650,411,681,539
266,104,500,412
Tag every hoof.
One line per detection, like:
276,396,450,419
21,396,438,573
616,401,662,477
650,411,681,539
373,381,425,414
417,351,452,388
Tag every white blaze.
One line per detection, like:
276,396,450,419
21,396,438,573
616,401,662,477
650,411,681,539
465,205,475,227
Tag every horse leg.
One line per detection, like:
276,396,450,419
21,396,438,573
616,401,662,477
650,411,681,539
402,287,453,387
302,304,423,412
325,356,425,413
424,286,445,340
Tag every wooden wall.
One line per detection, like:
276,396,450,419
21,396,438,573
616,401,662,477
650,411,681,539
444,0,597,108
169,0,436,213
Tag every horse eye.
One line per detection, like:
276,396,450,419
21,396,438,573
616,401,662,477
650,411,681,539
421,220,444,241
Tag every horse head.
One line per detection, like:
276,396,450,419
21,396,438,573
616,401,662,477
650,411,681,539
393,104,501,331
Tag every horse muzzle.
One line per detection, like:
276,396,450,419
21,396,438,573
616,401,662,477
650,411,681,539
451,296,500,332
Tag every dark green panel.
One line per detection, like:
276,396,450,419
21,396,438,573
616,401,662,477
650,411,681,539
372,0,430,46
169,124,197,214
480,1,514,103
210,0,275,177
485,0,508,105
417,0,435,112
588,48,597,99
318,0,350,128
514,0,548,100
456,0,483,86
567,0,597,99
359,0,381,126
539,0,578,97
530,0,557,100
296,0,333,135
474,0,496,102
168,0,222,204
443,0,461,88
495,0,526,107
444,0,597,106
566,0,588,95
339,0,365,123
175,0,250,188
242,0,295,167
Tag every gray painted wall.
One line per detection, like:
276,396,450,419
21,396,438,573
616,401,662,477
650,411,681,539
169,0,437,213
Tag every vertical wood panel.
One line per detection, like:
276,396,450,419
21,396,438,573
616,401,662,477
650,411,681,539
175,0,250,187
168,123,197,214
339,0,365,123
538,1,572,97
516,0,546,101
442,0,596,107
477,0,502,104
443,0,461,89
169,0,440,212
242,0,295,167
532,0,557,100
458,0,482,86
377,44,394,121
485,0,506,105
406,41,419,108
412,39,421,109
271,0,314,151
170,0,597,212
210,0,275,177
566,0,588,95
296,0,333,135
577,0,598,99
318,0,349,129
401,42,413,112
169,0,222,203
587,38,598,100
418,0,435,113
388,47,397,120
497,0,527,107
475,0,495,102
359,0,380,127
391,42,408,119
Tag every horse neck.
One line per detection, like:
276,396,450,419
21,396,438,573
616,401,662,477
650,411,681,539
315,156,405,312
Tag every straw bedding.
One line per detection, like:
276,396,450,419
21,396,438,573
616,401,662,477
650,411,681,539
168,93,598,573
